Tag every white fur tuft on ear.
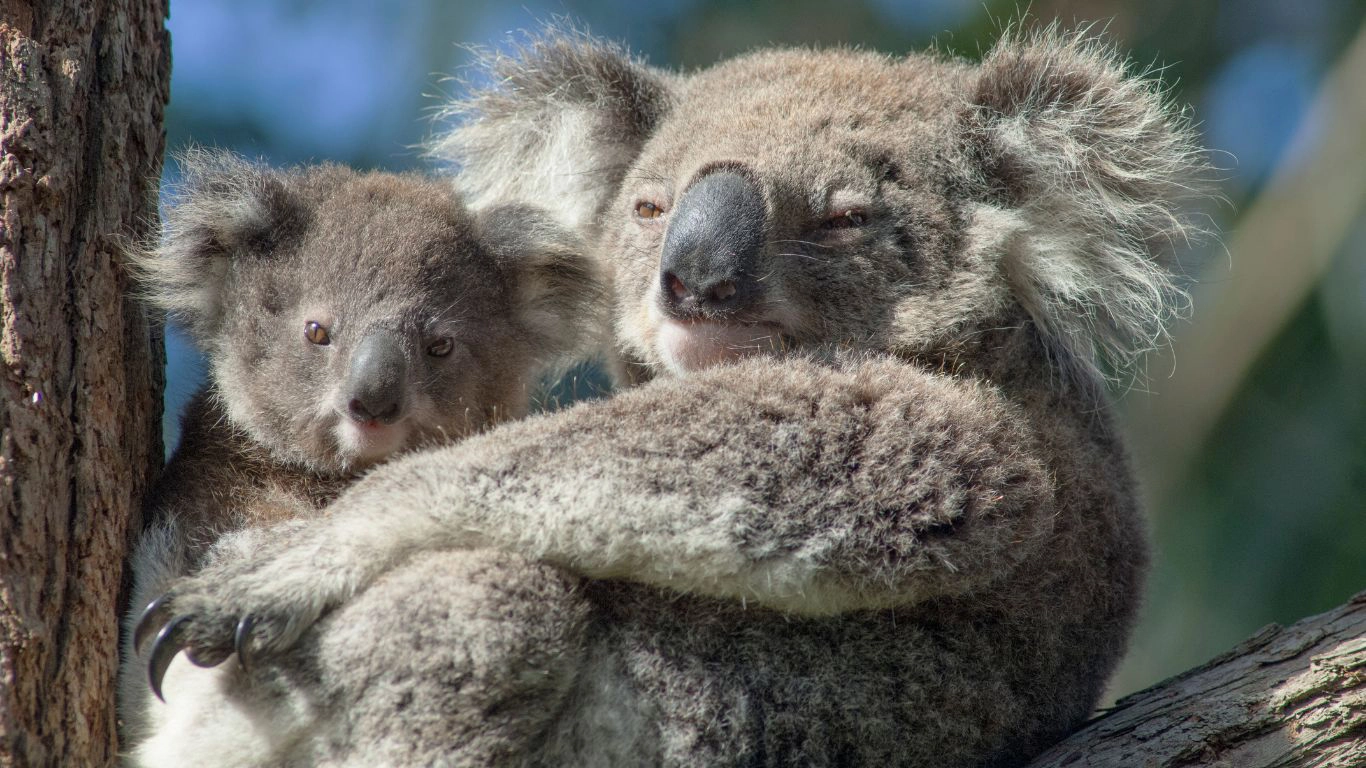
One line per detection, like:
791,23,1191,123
125,148,286,342
429,28,672,233
967,25,1211,383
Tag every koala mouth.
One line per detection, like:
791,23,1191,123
655,317,785,375
335,417,410,467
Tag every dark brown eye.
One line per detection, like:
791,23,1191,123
426,337,453,357
304,321,330,345
822,209,868,230
635,200,665,219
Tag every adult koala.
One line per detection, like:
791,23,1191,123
136,27,1204,767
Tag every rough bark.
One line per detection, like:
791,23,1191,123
1028,592,1366,768
0,2,169,766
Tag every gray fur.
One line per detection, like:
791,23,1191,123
119,151,601,764
137,27,1206,768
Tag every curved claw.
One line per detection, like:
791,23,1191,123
235,615,259,674
133,595,174,655
147,614,195,702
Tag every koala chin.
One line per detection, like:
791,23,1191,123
128,26,1208,768
117,149,601,758
652,315,786,375
333,418,408,468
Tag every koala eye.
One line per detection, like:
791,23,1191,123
822,209,868,230
426,337,454,357
304,321,330,345
635,201,666,220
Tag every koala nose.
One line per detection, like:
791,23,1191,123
344,330,407,425
659,170,766,317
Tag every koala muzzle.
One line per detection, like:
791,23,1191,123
659,170,766,318
344,330,407,425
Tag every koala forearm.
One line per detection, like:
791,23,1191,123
321,354,1055,614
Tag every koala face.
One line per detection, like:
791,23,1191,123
137,152,596,473
209,173,511,472
440,31,1203,384
605,51,973,374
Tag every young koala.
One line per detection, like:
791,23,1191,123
134,27,1207,768
118,150,599,756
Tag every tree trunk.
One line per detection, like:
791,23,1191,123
1027,592,1366,767
0,2,168,766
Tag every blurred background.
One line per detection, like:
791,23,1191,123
160,0,1366,699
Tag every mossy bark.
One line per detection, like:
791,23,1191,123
1029,593,1366,768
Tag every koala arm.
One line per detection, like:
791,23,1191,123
371,353,1054,614
142,353,1056,668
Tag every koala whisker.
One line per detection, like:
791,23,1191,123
429,287,479,325
433,297,468,322
959,323,1027,341
572,162,641,184
771,239,834,251
620,170,673,186
412,375,444,395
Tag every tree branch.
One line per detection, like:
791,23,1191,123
1028,592,1366,767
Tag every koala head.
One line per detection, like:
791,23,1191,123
133,150,598,473
436,27,1205,385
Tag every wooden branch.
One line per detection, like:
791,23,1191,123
1027,592,1366,767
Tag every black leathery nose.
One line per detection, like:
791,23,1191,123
659,170,766,314
345,330,407,424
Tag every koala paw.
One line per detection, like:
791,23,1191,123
133,558,331,701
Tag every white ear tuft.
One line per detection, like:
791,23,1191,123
126,148,295,343
429,29,671,233
967,25,1212,383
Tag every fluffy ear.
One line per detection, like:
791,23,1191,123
963,27,1209,382
477,203,609,373
430,29,673,232
130,149,304,342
